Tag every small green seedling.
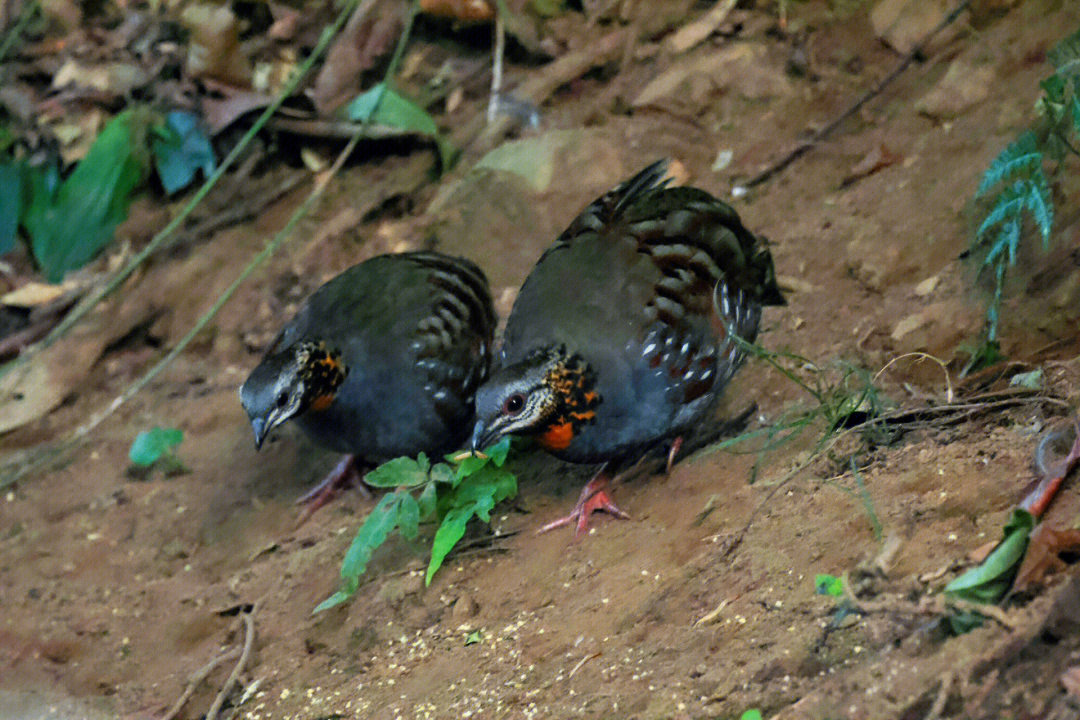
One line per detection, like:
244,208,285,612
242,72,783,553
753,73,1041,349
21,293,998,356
740,709,764,720
128,427,187,475
814,573,845,598
315,437,516,613
464,630,482,646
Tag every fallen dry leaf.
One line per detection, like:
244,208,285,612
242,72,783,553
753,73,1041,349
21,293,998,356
665,0,737,54
201,79,274,135
842,143,902,186
310,0,404,116
2,281,71,307
181,3,251,85
1012,523,1080,593
267,3,301,40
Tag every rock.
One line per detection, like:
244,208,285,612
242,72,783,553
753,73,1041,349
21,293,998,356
451,592,479,622
891,312,927,341
914,275,939,297
916,58,995,119
870,0,962,55
632,43,789,108
378,574,423,607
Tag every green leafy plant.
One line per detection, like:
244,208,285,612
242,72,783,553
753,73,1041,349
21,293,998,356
740,709,764,720
128,426,187,475
22,108,153,282
969,26,1080,366
314,437,516,613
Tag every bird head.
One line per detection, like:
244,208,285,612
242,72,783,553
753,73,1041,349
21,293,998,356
470,346,599,453
239,341,347,449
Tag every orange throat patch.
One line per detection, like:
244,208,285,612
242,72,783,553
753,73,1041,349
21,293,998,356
309,393,336,411
538,420,574,451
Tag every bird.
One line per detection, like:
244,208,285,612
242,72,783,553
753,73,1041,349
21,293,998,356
469,160,785,535
240,251,496,521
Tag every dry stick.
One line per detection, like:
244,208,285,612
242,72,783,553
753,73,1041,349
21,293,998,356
738,0,971,190
0,2,421,489
205,610,257,720
159,647,242,720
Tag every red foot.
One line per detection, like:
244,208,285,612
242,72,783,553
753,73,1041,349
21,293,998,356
295,455,372,526
538,473,630,537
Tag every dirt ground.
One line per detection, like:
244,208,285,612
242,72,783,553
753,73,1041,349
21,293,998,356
5,1,1080,718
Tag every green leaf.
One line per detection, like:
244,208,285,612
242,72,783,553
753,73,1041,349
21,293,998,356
397,492,420,540
1010,368,1044,390
23,108,151,281
486,436,512,467
1072,91,1080,137
976,182,1026,241
1024,172,1053,243
740,711,764,720
364,455,432,488
128,427,184,467
345,83,455,168
427,504,472,586
425,468,519,586
814,573,845,598
464,630,482,646
453,453,490,483
338,491,404,583
944,508,1035,603
417,481,438,520
152,110,216,195
429,462,455,485
312,590,353,614
1048,26,1080,80
975,132,1041,197
0,162,22,255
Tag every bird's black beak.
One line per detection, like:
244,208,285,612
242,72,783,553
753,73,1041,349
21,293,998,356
470,420,499,455
250,417,268,451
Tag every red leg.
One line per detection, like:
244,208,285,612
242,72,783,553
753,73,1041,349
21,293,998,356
295,455,372,526
537,470,630,537
665,436,684,476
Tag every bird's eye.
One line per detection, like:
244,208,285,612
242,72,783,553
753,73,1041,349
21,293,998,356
503,393,525,415
276,391,289,408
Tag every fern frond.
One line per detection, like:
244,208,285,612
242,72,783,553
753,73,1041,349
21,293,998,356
1024,171,1054,244
975,132,1042,197
980,216,1019,270
976,181,1026,241
1048,27,1080,80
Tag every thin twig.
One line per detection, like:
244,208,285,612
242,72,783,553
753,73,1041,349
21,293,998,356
567,651,601,679
159,647,242,720
738,0,971,190
487,8,505,125
205,610,257,720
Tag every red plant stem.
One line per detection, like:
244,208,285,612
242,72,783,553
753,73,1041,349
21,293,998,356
1021,424,1080,519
